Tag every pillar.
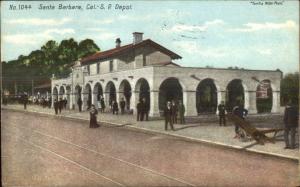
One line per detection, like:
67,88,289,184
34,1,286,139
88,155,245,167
271,90,280,113
183,90,197,116
247,91,257,114
130,91,138,114
149,90,160,117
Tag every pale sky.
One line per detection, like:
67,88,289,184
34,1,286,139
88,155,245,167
1,1,299,74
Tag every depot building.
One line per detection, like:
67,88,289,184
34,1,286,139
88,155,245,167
51,32,282,116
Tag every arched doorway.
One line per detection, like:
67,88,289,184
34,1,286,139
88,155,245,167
52,87,58,101
75,85,82,109
105,81,116,107
93,82,103,106
83,84,92,110
59,86,65,100
226,79,244,111
196,79,217,114
119,80,132,110
256,80,273,113
135,78,150,113
159,78,183,113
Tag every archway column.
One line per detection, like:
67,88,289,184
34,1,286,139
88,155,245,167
104,92,110,109
150,90,160,117
184,90,197,116
247,90,257,114
271,90,280,113
130,91,138,114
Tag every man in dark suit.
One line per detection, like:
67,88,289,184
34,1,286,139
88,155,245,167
112,100,119,115
136,100,142,121
164,101,175,131
284,101,299,149
58,98,63,114
54,99,59,115
77,97,82,112
120,97,126,114
23,93,28,110
171,100,178,124
143,98,150,121
218,101,226,126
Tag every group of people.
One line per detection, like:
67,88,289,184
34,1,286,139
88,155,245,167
136,98,150,121
219,100,299,150
53,98,68,115
164,100,185,131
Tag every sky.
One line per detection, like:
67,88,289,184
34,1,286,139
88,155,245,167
1,1,299,74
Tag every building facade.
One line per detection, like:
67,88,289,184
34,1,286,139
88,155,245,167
52,32,282,116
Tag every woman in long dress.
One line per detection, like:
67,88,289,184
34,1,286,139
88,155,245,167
90,105,99,128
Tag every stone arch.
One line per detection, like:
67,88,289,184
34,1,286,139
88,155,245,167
105,81,116,107
93,82,103,106
226,79,245,111
52,87,58,101
135,78,150,102
119,79,132,110
159,77,183,113
59,86,65,100
256,79,273,113
196,78,218,114
83,83,92,109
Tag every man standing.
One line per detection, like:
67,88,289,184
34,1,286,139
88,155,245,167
232,103,248,138
23,93,28,110
143,98,150,121
54,99,59,115
178,100,185,124
58,98,63,114
136,99,142,121
164,101,175,131
120,97,126,114
87,98,91,110
171,100,178,124
77,97,82,112
100,97,105,113
112,100,119,115
218,101,226,126
63,97,67,109
283,101,299,149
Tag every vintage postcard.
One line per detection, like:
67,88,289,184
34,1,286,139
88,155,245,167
1,0,299,186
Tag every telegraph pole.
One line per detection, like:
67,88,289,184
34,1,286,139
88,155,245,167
31,79,34,96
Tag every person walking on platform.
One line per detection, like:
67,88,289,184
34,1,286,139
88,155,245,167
143,98,150,121
54,99,59,115
89,105,99,128
218,101,226,126
112,100,119,115
58,98,63,114
171,100,178,124
120,97,126,114
283,101,299,149
178,100,185,124
100,97,105,113
77,97,82,112
164,101,175,131
136,100,142,121
23,93,28,110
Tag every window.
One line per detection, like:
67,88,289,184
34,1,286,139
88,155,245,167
143,55,146,66
97,62,100,74
109,60,113,72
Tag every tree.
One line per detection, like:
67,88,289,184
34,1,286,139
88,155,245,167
281,72,299,105
58,38,78,65
78,39,100,59
41,40,59,66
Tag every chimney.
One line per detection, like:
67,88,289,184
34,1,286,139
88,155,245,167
115,38,121,48
133,32,143,45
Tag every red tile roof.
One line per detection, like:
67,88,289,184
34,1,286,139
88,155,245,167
80,39,181,64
